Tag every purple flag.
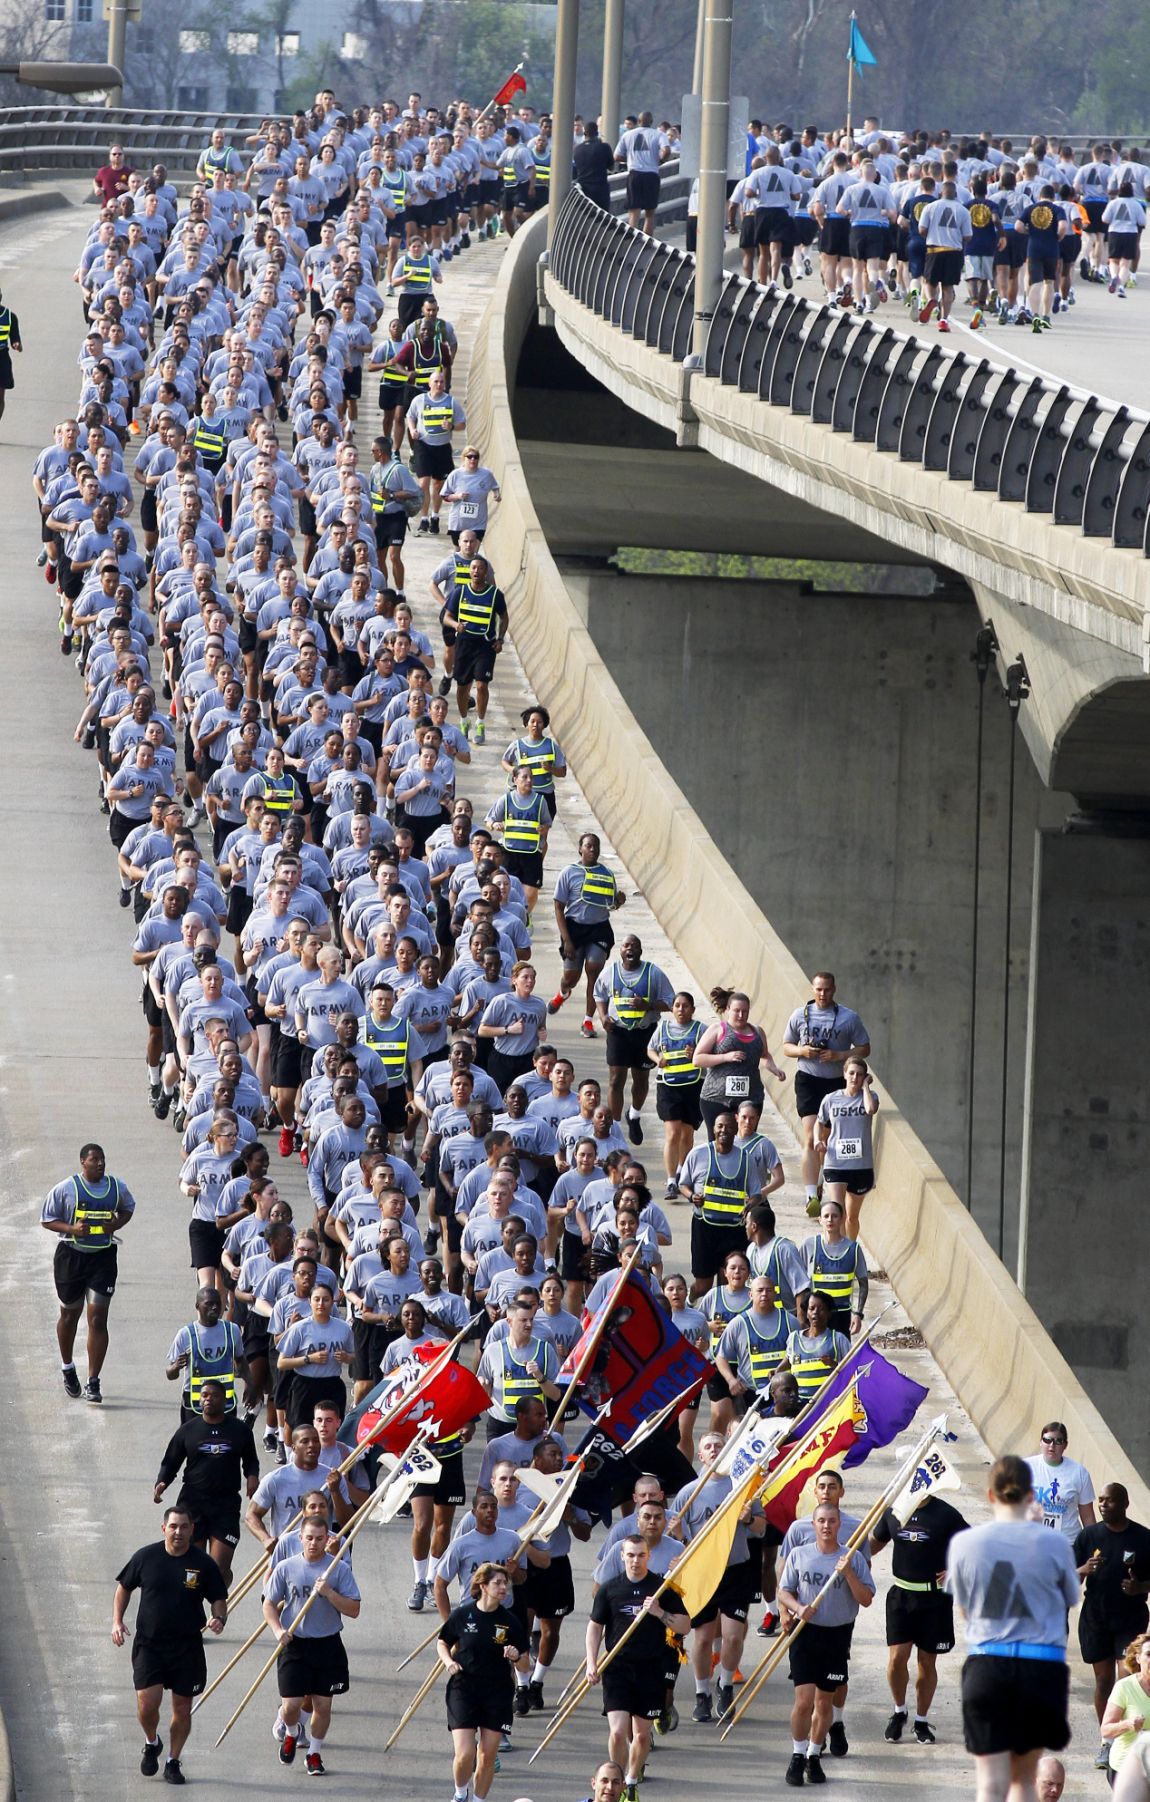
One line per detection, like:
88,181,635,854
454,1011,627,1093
807,1344,928,1468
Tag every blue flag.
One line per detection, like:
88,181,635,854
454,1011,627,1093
848,16,877,70
804,1343,927,1468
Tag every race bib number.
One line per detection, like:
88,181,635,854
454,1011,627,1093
836,1136,863,1161
458,500,480,520
724,1074,750,1098
1042,1514,1058,1530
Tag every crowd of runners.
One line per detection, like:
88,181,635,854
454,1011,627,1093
718,123,1150,334
21,85,1150,1802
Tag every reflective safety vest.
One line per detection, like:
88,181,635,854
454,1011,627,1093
456,581,499,638
741,1308,790,1389
259,774,297,813
70,1173,121,1252
496,1339,548,1414
611,962,654,1026
201,146,233,175
370,457,413,512
401,254,433,288
579,863,617,909
362,1014,411,1083
657,1020,703,1087
787,1328,840,1399
499,790,547,853
809,1236,859,1311
0,309,13,347
378,339,409,389
419,402,455,442
411,341,443,391
193,419,226,459
383,170,408,208
534,149,552,186
187,1323,238,1413
705,1282,751,1354
700,1144,753,1225
509,735,558,791
502,160,520,188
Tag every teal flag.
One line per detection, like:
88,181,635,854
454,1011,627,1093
848,16,877,69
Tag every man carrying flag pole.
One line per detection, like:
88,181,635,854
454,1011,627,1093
871,1439,969,1746
846,12,878,142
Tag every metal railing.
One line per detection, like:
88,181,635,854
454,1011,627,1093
549,184,1150,556
0,104,272,178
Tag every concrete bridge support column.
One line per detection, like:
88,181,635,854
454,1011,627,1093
1019,825,1150,1472
548,0,580,249
600,0,624,144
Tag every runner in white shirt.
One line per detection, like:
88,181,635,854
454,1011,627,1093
1025,1421,1097,1542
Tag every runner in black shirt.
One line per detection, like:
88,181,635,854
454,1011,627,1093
112,1503,227,1785
586,1538,690,1802
153,1378,260,1584
1074,1484,1150,1766
871,1493,970,1745
438,1561,523,1802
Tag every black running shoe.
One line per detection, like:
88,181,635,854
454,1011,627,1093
140,1738,162,1777
162,1759,185,1785
62,1366,82,1399
828,1721,848,1757
784,1752,805,1786
83,1376,103,1405
914,1720,936,1744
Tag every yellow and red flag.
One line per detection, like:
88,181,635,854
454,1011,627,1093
758,1385,867,1531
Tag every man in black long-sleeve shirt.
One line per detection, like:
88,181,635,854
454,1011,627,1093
153,1377,260,1583
573,124,615,212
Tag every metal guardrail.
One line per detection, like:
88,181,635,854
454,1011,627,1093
0,104,272,176
550,185,1150,555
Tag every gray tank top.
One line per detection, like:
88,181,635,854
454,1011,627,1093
700,1021,765,1107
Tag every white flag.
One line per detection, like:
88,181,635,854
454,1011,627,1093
717,1413,788,1482
889,1443,962,1525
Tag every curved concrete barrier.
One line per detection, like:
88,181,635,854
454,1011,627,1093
469,208,1150,1512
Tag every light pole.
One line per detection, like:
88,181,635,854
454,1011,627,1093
105,0,127,106
547,0,580,247
691,0,732,359
600,0,624,143
691,0,706,92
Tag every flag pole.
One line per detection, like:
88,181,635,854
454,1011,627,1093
719,1414,949,1738
846,11,855,140
197,1425,434,1718
548,1242,645,1441
476,62,524,126
217,1311,485,1619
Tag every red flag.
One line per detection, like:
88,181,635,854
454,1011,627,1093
351,1343,490,1454
492,69,527,107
